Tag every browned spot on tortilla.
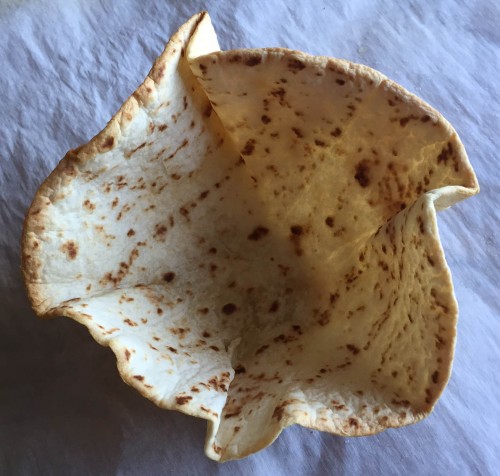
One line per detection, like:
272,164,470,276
417,216,425,234
133,375,144,381
83,199,96,211
154,224,167,239
317,310,330,326
289,225,305,256
248,226,269,241
241,139,256,156
432,371,439,383
346,344,360,354
437,142,453,166
212,443,222,454
315,139,327,147
125,350,130,361
255,345,269,355
292,127,304,138
354,161,370,187
158,124,168,132
235,365,246,374
261,114,271,124
103,136,114,149
222,303,237,315
336,79,345,85
269,301,279,313
166,138,189,161
127,229,135,237
163,272,175,282
325,216,335,228
288,58,305,72
176,396,192,405
167,346,178,353
245,56,261,66
60,241,78,260
348,417,359,428
421,115,431,122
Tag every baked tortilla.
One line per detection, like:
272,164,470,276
22,12,479,461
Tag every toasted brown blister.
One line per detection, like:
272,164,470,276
22,13,478,461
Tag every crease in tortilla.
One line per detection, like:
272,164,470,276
22,12,479,461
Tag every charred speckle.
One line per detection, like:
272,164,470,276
348,417,359,428
290,225,303,235
163,272,175,282
248,226,269,241
354,161,370,187
61,241,78,260
437,142,453,165
432,371,439,383
292,127,303,138
288,58,305,72
270,87,286,102
255,345,269,355
222,303,237,315
261,115,271,124
418,216,425,234
346,344,360,355
133,375,144,381
235,365,246,374
325,216,334,227
103,136,114,148
421,115,431,122
315,139,327,147
245,56,262,66
269,301,279,313
330,128,342,137
159,124,168,132
127,229,135,237
336,79,345,85
176,396,192,405
241,139,256,156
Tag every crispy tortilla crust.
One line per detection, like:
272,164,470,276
21,13,479,462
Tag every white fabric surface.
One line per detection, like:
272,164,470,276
0,1,498,474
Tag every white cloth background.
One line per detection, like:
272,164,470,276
0,1,498,474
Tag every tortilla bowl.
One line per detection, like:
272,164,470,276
22,12,478,461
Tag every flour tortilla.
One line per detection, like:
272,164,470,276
22,12,479,461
